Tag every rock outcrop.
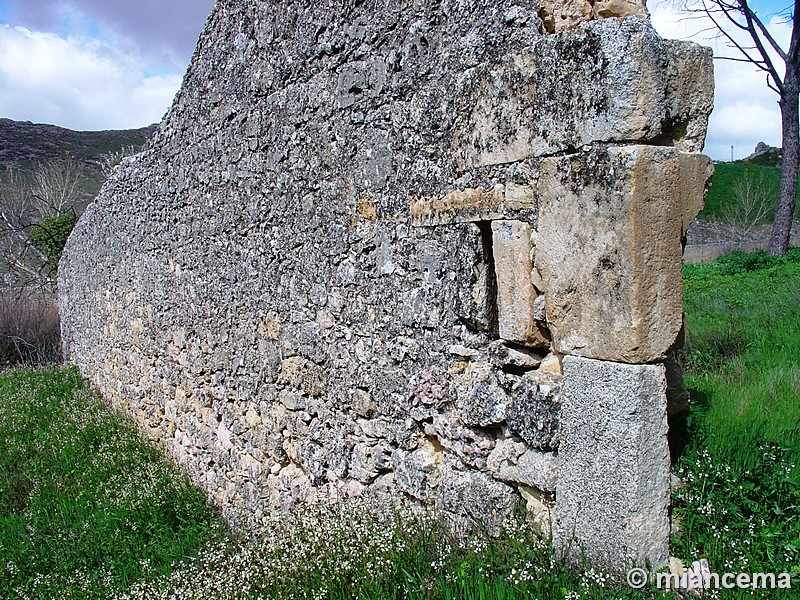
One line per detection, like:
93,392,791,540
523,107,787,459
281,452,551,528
59,0,713,572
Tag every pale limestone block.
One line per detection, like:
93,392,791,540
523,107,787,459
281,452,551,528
592,0,648,20
454,19,713,169
491,220,549,347
541,0,593,33
536,146,711,363
554,357,670,572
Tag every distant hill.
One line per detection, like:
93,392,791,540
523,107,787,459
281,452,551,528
735,141,781,168
0,118,157,195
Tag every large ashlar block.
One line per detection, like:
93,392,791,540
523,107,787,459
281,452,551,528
540,0,647,33
454,18,713,169
491,220,549,347
554,356,670,571
535,146,712,363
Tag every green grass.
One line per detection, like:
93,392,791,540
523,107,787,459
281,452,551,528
0,367,223,599
3,250,800,598
680,248,800,463
113,502,670,600
702,162,782,221
671,249,800,597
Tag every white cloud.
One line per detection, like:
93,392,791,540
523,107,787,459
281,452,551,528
648,0,788,160
0,24,182,130
648,0,791,160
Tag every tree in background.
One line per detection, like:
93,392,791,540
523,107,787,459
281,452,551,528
723,169,775,239
687,0,798,255
0,158,81,290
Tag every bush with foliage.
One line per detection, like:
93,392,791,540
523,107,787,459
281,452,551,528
29,210,77,277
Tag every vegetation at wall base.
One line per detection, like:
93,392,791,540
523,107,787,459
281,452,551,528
2,248,799,598
674,248,800,597
0,371,674,600
0,367,224,599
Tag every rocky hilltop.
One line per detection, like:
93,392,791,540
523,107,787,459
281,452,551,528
0,118,156,178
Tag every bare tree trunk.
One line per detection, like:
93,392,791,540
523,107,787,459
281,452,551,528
768,68,799,256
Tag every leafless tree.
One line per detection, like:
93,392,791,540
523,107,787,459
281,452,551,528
0,157,82,290
721,169,775,239
100,144,138,178
685,0,798,254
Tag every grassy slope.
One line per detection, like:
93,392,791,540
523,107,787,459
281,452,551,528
0,368,223,599
702,162,782,221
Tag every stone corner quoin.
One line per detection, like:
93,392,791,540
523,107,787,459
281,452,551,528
58,0,713,573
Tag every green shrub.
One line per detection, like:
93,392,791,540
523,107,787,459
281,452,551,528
715,248,800,275
29,210,77,276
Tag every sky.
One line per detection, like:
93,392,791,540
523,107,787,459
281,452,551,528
0,0,793,160
649,0,792,161
0,0,215,130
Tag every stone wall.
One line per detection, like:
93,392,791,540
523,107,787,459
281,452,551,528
58,0,713,573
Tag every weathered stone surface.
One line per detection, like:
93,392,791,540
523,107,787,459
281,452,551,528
488,341,544,370
454,18,711,169
663,40,715,154
536,146,712,363
539,0,647,33
453,223,495,333
410,184,535,227
539,0,591,33
441,458,516,537
505,372,561,449
56,0,711,570
454,362,508,428
492,220,549,347
424,414,497,470
519,484,555,535
554,356,670,571
539,352,563,375
665,354,690,416
593,0,648,20
487,439,558,491
350,441,393,484
393,444,442,502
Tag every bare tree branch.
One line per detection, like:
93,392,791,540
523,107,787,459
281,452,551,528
676,0,799,254
0,158,83,289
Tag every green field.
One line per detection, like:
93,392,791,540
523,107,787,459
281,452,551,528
1,251,798,599
702,162,782,221
700,149,800,228
673,250,800,594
